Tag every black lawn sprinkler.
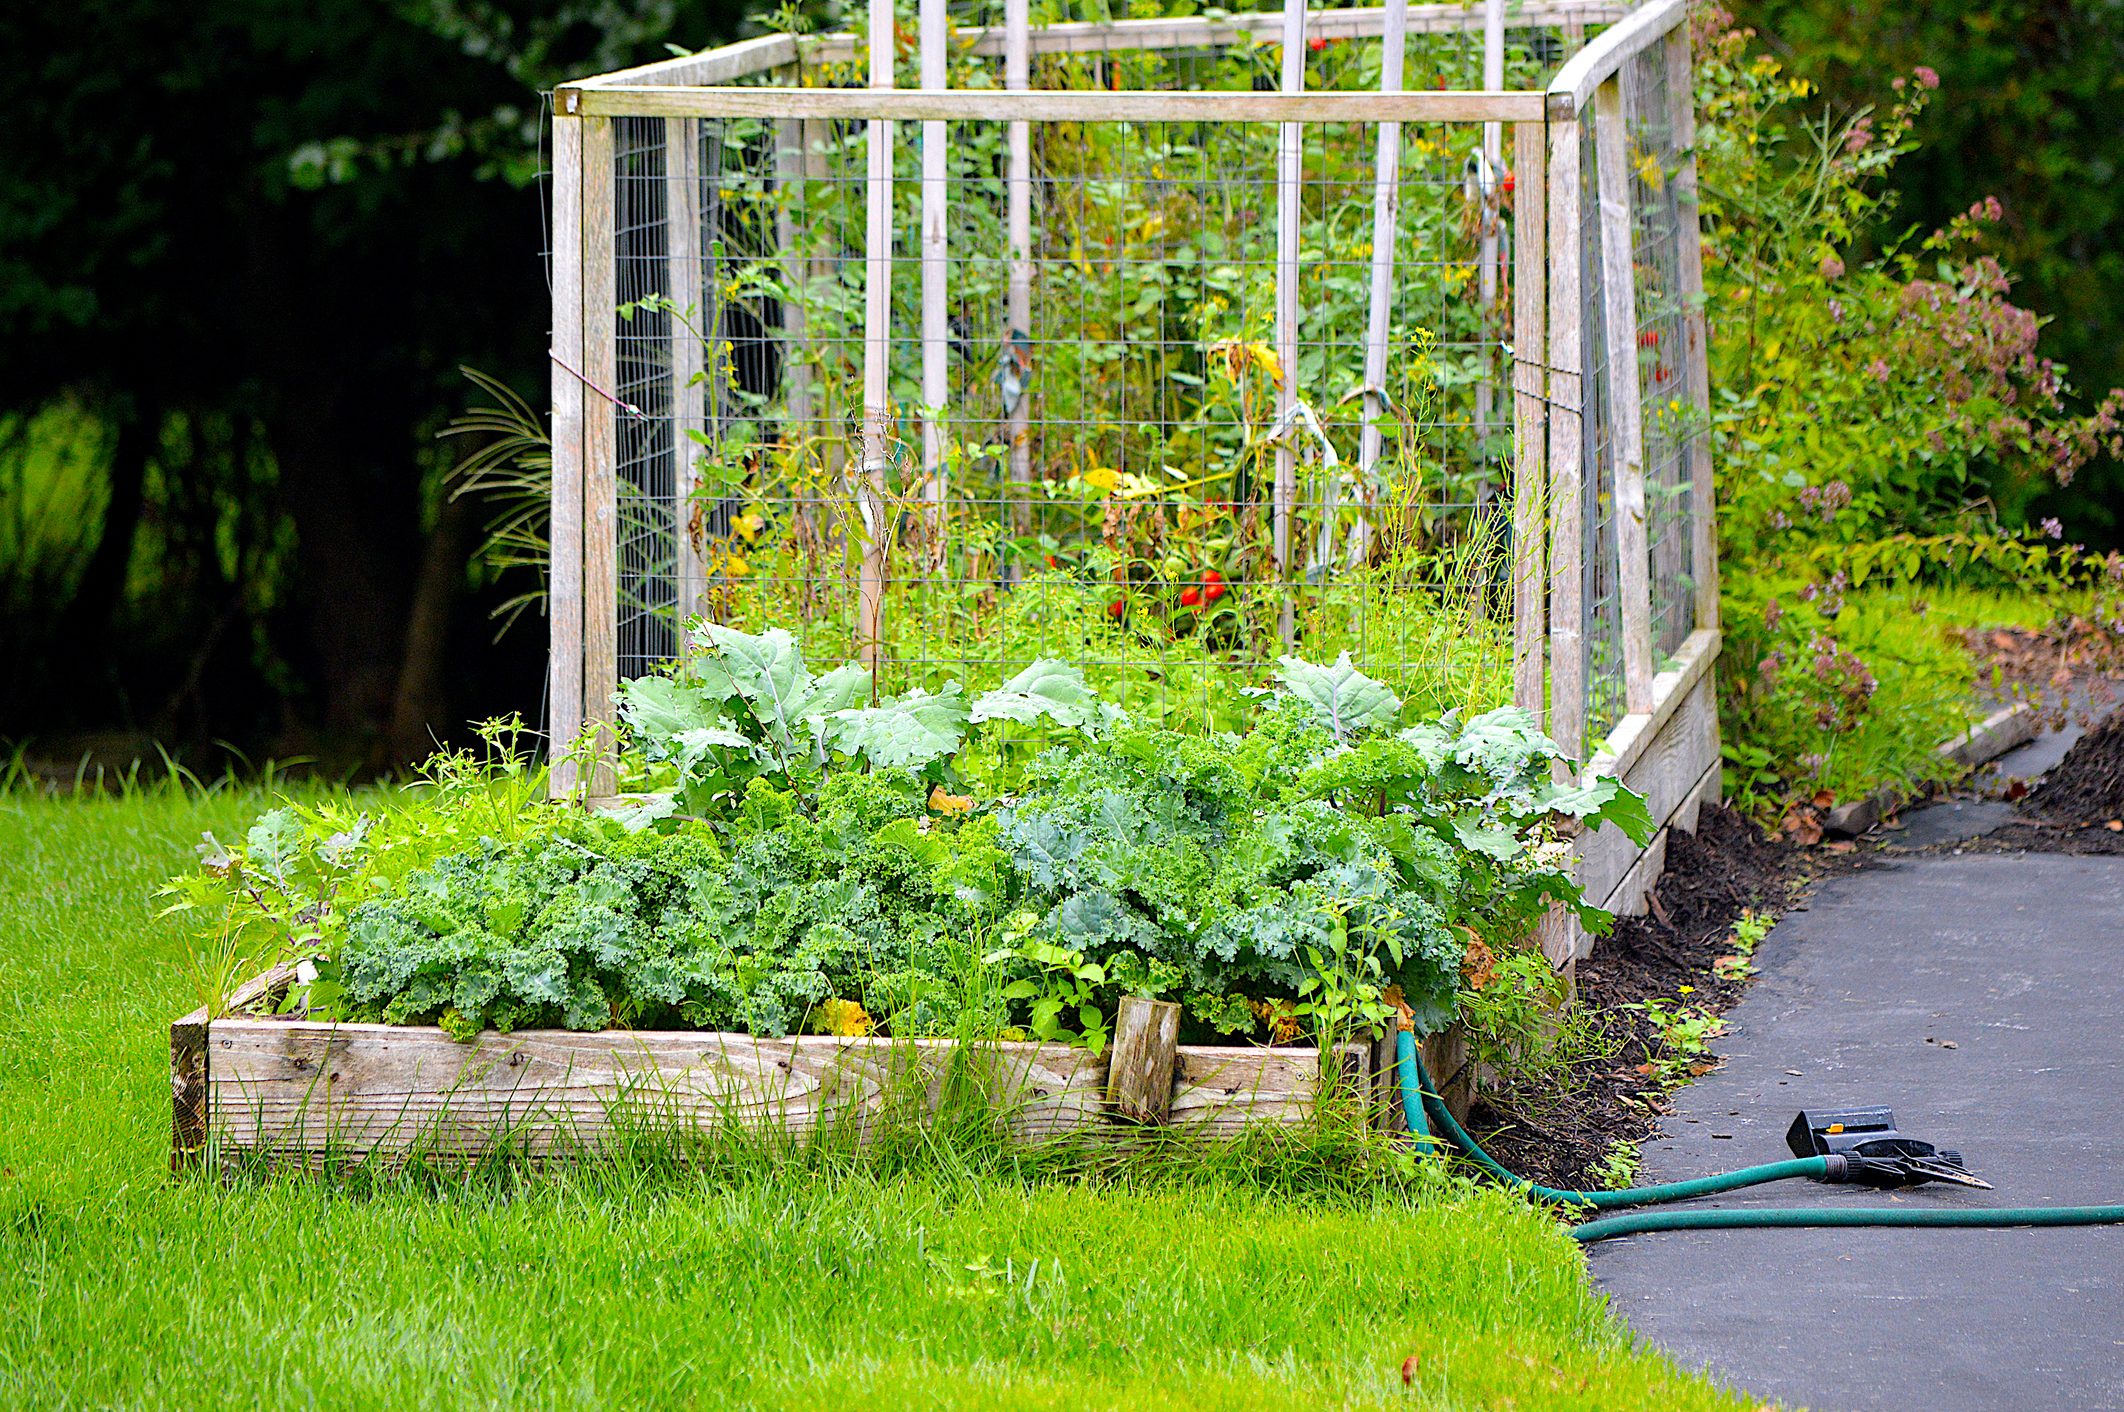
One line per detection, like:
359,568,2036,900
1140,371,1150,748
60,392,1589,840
1785,1107,1992,1190
1390,1026,2124,1240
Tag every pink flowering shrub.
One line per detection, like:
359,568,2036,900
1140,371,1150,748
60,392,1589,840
1692,8,2124,810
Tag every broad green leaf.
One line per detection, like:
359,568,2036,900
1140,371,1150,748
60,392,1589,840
1448,812,1526,861
1452,706,1561,779
245,809,303,886
618,675,730,757
794,660,874,718
700,623,811,744
827,685,970,769
970,658,1123,735
1539,777,1657,846
1275,652,1402,738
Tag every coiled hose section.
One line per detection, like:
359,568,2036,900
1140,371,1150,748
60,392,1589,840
1395,1031,2124,1243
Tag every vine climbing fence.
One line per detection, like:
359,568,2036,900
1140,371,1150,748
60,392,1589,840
547,0,1722,946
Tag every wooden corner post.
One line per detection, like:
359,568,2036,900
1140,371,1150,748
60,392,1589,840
1106,995,1181,1123
1545,115,1585,770
667,117,706,631
550,106,588,798
1509,118,1549,720
857,0,897,666
919,0,951,576
581,114,620,796
1272,0,1306,648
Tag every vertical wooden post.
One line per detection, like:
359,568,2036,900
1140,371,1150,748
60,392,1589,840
666,117,705,632
582,114,620,797
1546,117,1585,770
1473,0,1505,493
1358,0,1407,489
170,1006,209,1171
1595,76,1654,713
776,119,814,437
919,0,950,576
1273,0,1306,647
1666,28,1718,632
1105,995,1181,1123
858,0,896,664
550,109,586,799
1004,0,1033,567
1510,120,1548,720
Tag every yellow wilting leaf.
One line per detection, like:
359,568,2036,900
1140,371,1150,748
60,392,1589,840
732,511,765,543
813,998,873,1037
1249,342,1286,389
928,784,976,816
1082,465,1124,494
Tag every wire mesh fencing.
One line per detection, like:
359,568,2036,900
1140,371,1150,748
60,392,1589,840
549,0,1715,786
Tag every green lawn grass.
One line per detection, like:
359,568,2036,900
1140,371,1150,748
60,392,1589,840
0,786,1751,1411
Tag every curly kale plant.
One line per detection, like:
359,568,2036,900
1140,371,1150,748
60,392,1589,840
251,650,1647,1050
326,771,1010,1039
993,661,1652,1037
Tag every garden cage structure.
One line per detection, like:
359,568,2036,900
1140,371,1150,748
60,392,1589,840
547,0,1722,955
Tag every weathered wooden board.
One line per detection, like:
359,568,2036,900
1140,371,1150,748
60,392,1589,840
1577,666,1721,916
190,1005,1372,1163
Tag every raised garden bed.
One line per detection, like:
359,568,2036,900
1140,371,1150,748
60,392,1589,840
173,973,1470,1169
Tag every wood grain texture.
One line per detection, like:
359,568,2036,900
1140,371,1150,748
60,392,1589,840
1357,0,1407,489
1664,28,1719,633
580,116,620,797
666,117,706,629
1544,0,1687,118
171,1006,209,1171
1169,1043,1368,1134
1510,119,1548,720
1544,118,1585,765
570,3,1631,85
548,113,586,799
196,1010,1369,1159
1584,625,1720,782
1004,0,1033,554
1594,77,1654,714
1271,0,1305,647
857,0,895,662
566,86,1548,124
1105,996,1181,1123
1577,668,1720,911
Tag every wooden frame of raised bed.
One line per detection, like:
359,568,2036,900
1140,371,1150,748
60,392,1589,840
172,976,1470,1170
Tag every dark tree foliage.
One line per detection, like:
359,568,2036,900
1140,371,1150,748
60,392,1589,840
0,0,744,766
1742,0,2124,545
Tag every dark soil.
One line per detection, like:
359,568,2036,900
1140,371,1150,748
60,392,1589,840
1467,806,1845,1190
1971,705,2124,856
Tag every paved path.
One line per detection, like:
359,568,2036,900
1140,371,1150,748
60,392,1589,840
1589,845,2124,1411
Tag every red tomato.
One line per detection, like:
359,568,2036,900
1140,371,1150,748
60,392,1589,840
1045,554,1058,569
1179,586,1203,607
1307,35,1327,51
1205,582,1228,603
1637,329,1661,348
1106,599,1126,619
1501,169,1516,196
1204,568,1225,585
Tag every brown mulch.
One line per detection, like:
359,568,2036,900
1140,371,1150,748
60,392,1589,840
1969,703,2124,856
1465,806,1852,1191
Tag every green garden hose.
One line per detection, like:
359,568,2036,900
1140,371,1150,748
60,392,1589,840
1395,1031,1827,1208
1393,1031,2124,1243
1569,1204,2124,1241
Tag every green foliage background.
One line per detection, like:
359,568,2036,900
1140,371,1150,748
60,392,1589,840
1741,0,2124,546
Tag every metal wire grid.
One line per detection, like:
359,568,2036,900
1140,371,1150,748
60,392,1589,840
1572,33,1697,738
573,12,1713,745
1577,112,1626,737
595,34,1571,726
1622,40,1696,659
